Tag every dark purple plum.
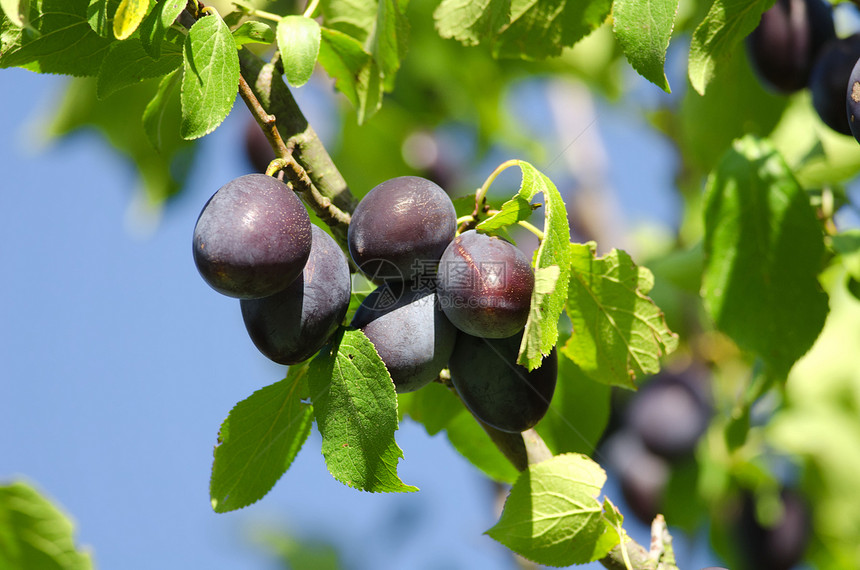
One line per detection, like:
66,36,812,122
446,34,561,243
847,57,860,143
810,34,860,135
243,117,276,174
448,331,556,433
736,489,812,570
604,429,669,525
625,372,712,460
436,230,534,339
351,282,457,393
193,174,312,299
746,0,835,93
240,225,351,365
348,176,456,283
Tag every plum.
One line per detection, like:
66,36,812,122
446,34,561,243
746,0,835,93
448,331,556,433
348,176,456,283
436,230,534,339
193,173,312,299
241,225,351,365
351,282,457,393
810,33,860,135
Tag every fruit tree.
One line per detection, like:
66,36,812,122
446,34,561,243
3,0,860,568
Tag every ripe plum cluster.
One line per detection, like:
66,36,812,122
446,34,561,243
747,0,860,143
348,175,556,432
193,171,557,432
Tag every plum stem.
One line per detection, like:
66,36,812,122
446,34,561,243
472,159,520,221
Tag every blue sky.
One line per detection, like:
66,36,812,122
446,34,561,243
0,65,720,569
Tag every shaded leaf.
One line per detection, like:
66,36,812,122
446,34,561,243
317,26,381,123
210,365,314,513
688,0,776,95
492,0,611,60
563,242,678,389
434,0,510,46
142,67,180,150
96,36,181,99
1,0,112,76
702,135,828,377
139,0,185,58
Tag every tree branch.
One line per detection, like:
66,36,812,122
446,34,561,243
237,48,357,248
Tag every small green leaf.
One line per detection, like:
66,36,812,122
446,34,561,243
139,0,186,58
486,453,617,566
277,15,321,87
143,67,181,150
1,0,112,76
0,481,94,570
477,160,571,370
180,12,240,139
563,242,679,389
1,0,26,28
434,0,510,46
702,135,829,377
96,37,181,99
308,328,417,493
491,0,611,60
398,381,462,436
688,0,776,95
831,230,860,281
612,0,679,93
113,0,151,40
233,20,275,47
210,366,314,513
317,26,381,123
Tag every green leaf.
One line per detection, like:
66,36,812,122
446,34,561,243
113,0,150,39
1,0,112,76
434,0,510,46
321,0,408,91
210,366,314,513
476,195,535,231
702,135,829,377
445,411,520,484
398,381,462,436
307,328,417,493
139,0,186,58
478,160,571,370
180,12,240,139
486,453,617,566
535,350,611,456
317,26,381,124
96,36,181,99
688,0,776,95
0,481,94,570
1,0,27,27
232,20,275,47
277,15,320,88
612,0,679,93
562,242,679,389
142,67,180,150
491,0,611,60
87,0,119,37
